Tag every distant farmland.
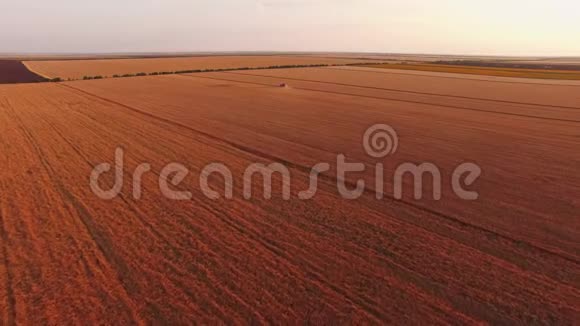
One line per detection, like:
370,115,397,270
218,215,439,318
367,62,580,80
22,55,383,80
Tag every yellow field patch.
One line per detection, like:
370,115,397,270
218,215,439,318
367,63,580,80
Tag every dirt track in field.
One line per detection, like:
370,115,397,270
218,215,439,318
0,67,578,324
22,56,380,80
0,60,47,84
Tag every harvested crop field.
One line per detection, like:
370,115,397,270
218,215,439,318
501,58,580,67
22,55,382,80
367,63,580,80
0,66,578,324
0,60,47,84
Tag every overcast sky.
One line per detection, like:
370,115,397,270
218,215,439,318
1,0,579,55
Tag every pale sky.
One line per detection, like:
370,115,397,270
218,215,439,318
1,0,579,56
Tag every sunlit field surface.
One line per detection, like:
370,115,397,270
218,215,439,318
0,62,578,324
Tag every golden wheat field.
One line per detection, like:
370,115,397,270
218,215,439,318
23,56,381,80
0,58,579,324
367,63,580,80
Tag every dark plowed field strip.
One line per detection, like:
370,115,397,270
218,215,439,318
0,60,47,84
0,66,578,324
